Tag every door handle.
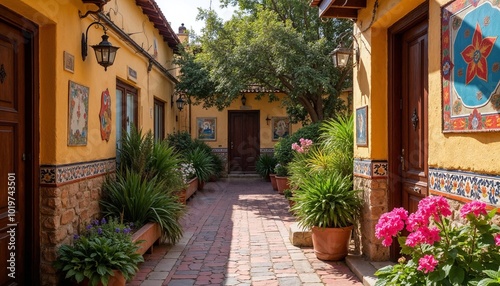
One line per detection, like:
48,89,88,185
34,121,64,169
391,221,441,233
412,187,421,194
400,148,405,171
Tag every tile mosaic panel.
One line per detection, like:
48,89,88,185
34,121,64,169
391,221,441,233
40,158,116,186
429,168,500,206
354,159,388,178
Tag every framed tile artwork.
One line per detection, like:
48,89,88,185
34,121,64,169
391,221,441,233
356,106,368,147
63,51,74,73
272,117,290,141
441,0,500,132
196,117,217,141
68,80,89,146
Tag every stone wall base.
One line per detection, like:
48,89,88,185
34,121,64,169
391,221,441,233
40,175,104,286
354,176,390,261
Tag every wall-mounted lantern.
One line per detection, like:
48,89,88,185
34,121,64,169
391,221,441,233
81,22,119,71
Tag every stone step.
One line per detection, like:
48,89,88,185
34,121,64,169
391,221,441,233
289,222,312,247
346,255,394,286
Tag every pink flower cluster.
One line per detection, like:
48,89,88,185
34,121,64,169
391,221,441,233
417,255,438,274
375,196,497,274
460,200,487,218
291,138,313,153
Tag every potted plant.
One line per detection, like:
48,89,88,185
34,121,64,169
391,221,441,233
274,163,289,195
291,171,362,260
185,146,216,190
100,170,185,244
256,154,278,181
178,162,198,204
54,218,144,286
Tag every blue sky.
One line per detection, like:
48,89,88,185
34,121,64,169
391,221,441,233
156,0,236,36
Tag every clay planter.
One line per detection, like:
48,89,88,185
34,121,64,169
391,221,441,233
275,176,289,195
269,174,278,191
311,225,353,261
177,178,198,204
132,222,162,255
76,270,125,286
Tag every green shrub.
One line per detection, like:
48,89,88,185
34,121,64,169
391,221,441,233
274,122,321,166
100,171,185,244
256,154,278,179
185,147,216,183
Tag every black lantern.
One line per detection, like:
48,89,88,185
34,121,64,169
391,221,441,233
176,96,185,111
331,47,353,68
241,94,247,106
82,22,119,71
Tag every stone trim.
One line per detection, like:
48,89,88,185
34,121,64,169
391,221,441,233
40,158,116,187
429,168,500,207
354,159,388,179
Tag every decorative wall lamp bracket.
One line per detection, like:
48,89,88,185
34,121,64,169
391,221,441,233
176,96,185,111
79,0,110,19
81,21,119,71
241,94,247,106
331,33,360,68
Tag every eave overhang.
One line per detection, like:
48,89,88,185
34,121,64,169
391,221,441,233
310,0,367,19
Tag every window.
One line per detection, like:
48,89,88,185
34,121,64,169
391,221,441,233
154,99,165,141
116,80,138,157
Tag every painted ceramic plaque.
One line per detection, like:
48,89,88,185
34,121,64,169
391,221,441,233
68,81,89,146
356,106,368,147
272,117,290,141
196,117,216,140
99,89,112,142
442,0,500,132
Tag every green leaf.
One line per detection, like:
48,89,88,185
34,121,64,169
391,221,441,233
449,265,465,285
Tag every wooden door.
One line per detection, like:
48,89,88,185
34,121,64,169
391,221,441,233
388,4,428,260
228,111,260,173
0,7,37,285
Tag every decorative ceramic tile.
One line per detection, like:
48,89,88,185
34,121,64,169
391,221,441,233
40,158,116,186
354,159,388,178
429,168,500,206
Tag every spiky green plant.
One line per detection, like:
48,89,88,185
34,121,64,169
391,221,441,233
185,147,216,183
320,115,354,178
100,171,185,243
256,154,278,180
291,171,362,229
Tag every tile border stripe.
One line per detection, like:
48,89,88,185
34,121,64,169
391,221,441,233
40,158,116,186
353,159,388,179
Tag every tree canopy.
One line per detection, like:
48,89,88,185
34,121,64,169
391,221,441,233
174,0,353,123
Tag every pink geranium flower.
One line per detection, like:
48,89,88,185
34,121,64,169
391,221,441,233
418,255,438,274
406,226,441,247
375,207,408,247
407,196,451,231
495,234,500,246
460,201,488,219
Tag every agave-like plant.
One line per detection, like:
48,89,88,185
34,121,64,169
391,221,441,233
256,154,278,180
100,170,185,244
185,147,215,183
319,115,354,179
291,171,362,229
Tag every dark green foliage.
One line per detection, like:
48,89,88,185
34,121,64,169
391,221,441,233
118,126,184,193
100,171,185,244
54,218,143,286
291,172,362,228
274,122,321,165
166,131,194,155
256,154,278,179
185,147,216,183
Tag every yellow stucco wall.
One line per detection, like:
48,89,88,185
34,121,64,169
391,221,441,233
2,0,179,165
184,93,300,149
354,0,500,174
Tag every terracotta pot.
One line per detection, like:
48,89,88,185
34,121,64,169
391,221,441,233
311,225,353,261
132,222,161,255
275,176,289,195
269,174,278,191
186,178,198,199
76,270,125,286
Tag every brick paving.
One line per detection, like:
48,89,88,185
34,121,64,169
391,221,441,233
128,178,362,286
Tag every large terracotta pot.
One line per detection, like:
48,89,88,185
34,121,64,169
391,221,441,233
76,270,125,286
311,225,353,261
275,176,289,195
269,174,278,191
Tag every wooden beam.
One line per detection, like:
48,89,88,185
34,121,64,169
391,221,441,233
320,8,358,19
331,0,366,9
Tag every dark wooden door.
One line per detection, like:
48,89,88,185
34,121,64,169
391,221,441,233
0,9,31,285
400,20,428,214
388,4,428,260
228,111,260,173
